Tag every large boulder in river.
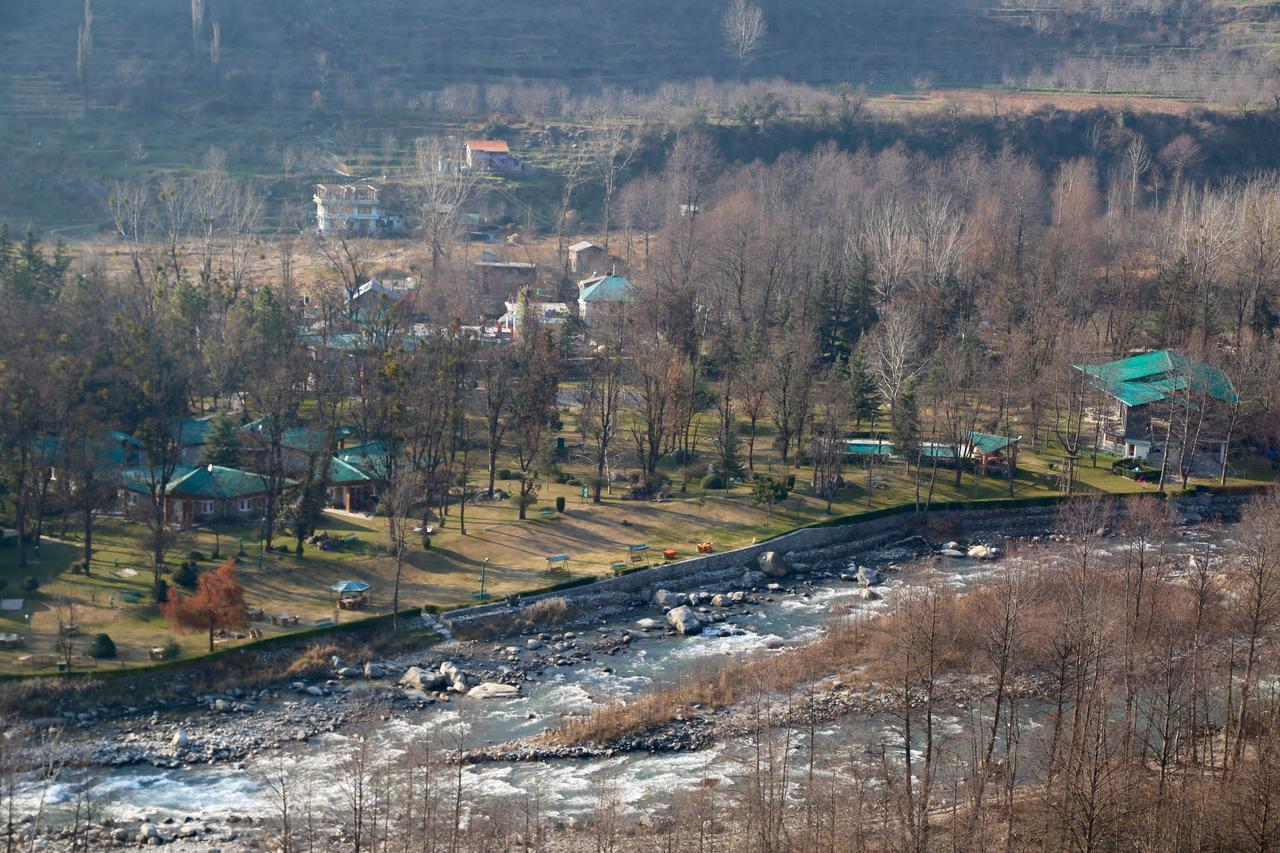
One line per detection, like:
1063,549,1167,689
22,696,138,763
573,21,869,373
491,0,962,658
364,662,385,680
856,566,884,587
757,551,789,578
967,544,999,560
666,605,706,635
171,728,189,749
467,682,520,700
400,666,445,692
652,589,687,610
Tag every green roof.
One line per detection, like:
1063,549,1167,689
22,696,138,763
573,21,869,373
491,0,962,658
580,275,637,304
329,457,375,484
173,418,213,446
1077,350,1237,408
336,441,388,476
963,431,1020,455
123,465,268,498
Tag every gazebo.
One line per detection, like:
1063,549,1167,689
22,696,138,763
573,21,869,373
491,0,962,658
331,580,371,610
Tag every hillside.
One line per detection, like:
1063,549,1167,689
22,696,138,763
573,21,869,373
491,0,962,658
1,0,1278,228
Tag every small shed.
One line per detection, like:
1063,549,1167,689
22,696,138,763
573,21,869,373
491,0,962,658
567,241,605,274
962,431,1021,475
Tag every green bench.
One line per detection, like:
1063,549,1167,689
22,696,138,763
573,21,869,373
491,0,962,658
610,561,627,577
537,507,557,520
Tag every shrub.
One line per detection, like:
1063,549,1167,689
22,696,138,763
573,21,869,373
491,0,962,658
497,468,513,480
553,471,572,485
701,473,726,490
683,462,709,483
555,496,566,513
172,562,199,589
566,478,581,487
20,576,38,593
785,474,796,489
522,596,572,627
188,550,205,561
87,633,117,659
161,638,183,660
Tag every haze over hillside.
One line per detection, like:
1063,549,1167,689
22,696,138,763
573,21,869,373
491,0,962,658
0,0,1277,227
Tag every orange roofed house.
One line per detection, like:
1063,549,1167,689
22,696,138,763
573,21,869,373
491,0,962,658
465,139,522,174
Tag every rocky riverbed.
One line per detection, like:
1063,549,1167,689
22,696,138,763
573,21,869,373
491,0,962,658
5,496,1244,848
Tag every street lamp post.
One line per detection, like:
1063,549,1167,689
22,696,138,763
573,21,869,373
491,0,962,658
474,557,491,600
24,613,31,649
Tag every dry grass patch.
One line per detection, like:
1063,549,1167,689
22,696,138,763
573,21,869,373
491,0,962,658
545,611,870,747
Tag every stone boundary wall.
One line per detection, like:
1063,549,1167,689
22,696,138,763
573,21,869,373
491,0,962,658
440,491,1252,637
441,503,1053,636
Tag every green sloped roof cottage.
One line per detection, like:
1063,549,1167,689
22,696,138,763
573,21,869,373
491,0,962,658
1074,349,1237,462
1076,349,1237,408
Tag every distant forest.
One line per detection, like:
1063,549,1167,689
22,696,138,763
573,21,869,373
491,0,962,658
0,0,1277,227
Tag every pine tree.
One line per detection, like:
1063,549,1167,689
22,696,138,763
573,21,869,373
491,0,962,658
200,414,242,468
846,350,881,430
890,382,922,461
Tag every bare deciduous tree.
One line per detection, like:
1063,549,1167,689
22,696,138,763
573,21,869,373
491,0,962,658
721,0,767,67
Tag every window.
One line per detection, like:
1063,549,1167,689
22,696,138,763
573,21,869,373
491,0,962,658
128,493,138,506
239,499,252,513
202,501,215,514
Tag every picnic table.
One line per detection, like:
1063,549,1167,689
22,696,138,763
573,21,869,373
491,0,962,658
270,613,301,627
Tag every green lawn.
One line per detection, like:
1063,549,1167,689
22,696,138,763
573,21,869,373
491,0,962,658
0,423,1270,675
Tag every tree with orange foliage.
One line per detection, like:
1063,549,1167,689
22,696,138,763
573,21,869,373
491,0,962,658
162,557,248,652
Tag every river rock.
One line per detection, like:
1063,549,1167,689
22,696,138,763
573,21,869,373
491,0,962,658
728,591,746,603
526,638,544,650
400,666,445,691
652,589,687,609
856,587,881,601
757,551,789,578
710,594,729,608
967,544,999,560
364,662,385,679
138,823,159,841
467,682,520,700
635,617,659,630
940,549,966,558
856,566,883,587
666,605,705,635
171,728,189,748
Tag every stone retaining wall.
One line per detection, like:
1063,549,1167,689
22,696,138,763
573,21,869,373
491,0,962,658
439,492,1252,638
440,502,1057,636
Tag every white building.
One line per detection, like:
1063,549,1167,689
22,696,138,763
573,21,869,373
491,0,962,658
314,183,383,234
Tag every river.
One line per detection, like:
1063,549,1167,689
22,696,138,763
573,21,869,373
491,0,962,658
13,522,1230,836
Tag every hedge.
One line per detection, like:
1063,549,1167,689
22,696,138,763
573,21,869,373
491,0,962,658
0,606,424,682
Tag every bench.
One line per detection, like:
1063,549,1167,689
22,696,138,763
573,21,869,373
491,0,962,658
610,561,627,576
546,554,570,574
537,507,557,520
